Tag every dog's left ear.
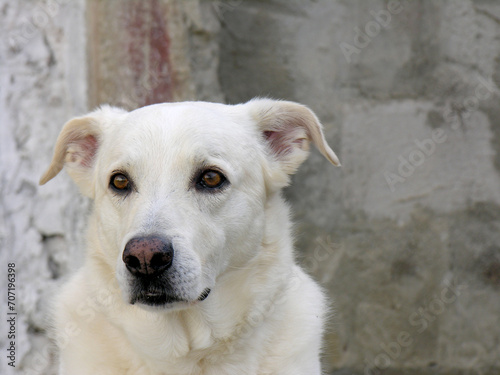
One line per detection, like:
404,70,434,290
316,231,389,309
247,98,340,178
39,106,126,197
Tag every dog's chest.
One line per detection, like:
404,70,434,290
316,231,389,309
120,310,268,375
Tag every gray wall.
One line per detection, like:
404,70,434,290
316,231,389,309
1,1,499,374
219,1,500,374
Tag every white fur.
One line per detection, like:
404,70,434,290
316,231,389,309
40,99,339,375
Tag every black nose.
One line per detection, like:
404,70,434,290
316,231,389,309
122,236,174,277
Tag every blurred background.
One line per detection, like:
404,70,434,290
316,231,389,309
1,0,500,374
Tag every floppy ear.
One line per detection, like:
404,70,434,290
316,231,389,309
247,98,340,181
39,106,126,197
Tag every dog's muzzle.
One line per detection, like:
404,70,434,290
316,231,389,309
122,236,210,306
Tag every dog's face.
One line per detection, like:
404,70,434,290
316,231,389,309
40,99,339,310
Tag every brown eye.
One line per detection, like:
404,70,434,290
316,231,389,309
111,173,130,191
198,170,226,190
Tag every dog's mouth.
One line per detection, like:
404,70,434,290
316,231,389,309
131,292,185,306
197,288,211,301
130,288,211,307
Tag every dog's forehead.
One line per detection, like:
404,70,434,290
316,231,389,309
128,102,235,125
120,102,249,141
103,102,258,168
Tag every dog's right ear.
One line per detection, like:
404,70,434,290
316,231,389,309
39,106,126,197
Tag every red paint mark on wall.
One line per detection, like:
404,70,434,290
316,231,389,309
124,0,175,106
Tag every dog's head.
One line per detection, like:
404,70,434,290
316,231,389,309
40,99,339,310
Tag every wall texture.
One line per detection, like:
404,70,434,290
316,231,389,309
1,1,88,373
1,1,221,374
1,1,500,374
219,1,500,374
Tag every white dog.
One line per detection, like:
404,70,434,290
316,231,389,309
40,99,340,375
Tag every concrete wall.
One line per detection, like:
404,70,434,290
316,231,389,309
219,1,500,374
1,1,499,374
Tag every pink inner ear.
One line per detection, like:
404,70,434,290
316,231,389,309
69,134,98,168
264,130,290,156
80,135,98,168
263,129,306,158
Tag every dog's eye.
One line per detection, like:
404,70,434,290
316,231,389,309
197,170,226,190
110,173,130,191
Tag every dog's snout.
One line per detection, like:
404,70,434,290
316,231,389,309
122,236,174,277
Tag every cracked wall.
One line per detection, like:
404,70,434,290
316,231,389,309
1,1,221,373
